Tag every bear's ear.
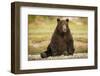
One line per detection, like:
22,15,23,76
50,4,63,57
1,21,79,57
57,18,60,22
66,19,69,22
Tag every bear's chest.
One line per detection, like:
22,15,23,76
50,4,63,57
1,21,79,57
57,36,67,54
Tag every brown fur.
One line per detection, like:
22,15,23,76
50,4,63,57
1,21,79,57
41,18,75,58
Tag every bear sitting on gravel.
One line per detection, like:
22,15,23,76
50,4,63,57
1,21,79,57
41,18,75,58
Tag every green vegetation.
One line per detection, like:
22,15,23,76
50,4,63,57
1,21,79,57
28,15,88,55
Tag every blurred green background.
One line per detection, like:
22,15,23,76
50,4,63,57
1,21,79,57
28,15,88,55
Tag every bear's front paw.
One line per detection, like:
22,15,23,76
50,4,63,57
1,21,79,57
41,52,48,58
63,51,69,56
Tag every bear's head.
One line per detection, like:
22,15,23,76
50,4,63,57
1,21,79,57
56,18,69,34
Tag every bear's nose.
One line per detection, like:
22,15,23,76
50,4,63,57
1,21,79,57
63,25,67,32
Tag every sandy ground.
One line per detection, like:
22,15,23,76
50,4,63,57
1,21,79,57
28,53,87,61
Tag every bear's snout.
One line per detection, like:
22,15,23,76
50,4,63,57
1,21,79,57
62,24,67,32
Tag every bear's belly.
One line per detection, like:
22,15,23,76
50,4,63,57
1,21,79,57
56,38,67,55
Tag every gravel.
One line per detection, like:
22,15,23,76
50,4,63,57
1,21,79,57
28,53,87,61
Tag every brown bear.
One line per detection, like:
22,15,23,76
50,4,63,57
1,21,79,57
41,18,75,58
